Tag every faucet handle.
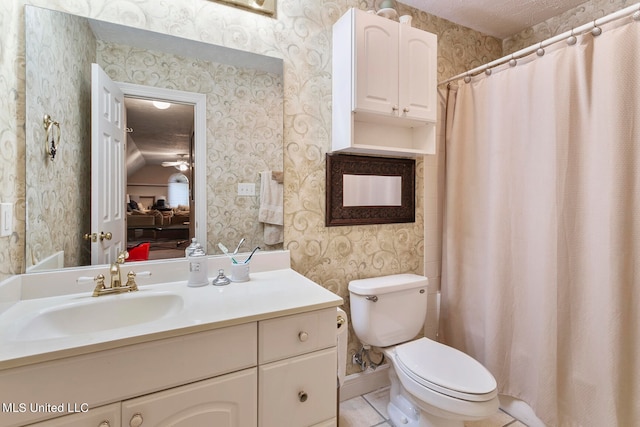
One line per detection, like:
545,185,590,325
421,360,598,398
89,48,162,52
116,250,129,264
125,271,139,291
92,274,106,297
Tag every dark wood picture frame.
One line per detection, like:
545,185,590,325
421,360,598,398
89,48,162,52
325,153,415,226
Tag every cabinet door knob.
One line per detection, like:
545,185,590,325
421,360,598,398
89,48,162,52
403,107,410,113
98,422,110,427
298,331,309,342
392,105,399,112
130,413,143,427
298,391,308,402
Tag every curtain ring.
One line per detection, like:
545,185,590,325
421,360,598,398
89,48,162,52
536,42,545,57
463,74,471,84
566,29,577,45
508,54,517,67
43,114,60,161
485,68,492,76
591,20,602,36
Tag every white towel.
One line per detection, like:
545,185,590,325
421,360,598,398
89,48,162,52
259,171,284,244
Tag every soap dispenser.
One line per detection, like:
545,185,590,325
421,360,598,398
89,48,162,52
185,237,199,258
187,244,208,287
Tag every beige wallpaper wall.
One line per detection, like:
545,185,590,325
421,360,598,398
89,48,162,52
4,0,622,376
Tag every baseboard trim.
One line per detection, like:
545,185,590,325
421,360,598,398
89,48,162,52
339,364,391,402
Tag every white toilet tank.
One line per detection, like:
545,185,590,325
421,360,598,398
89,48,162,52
349,274,428,347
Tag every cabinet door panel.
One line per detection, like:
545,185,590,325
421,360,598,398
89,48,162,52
399,24,437,121
354,11,399,115
122,368,257,427
259,348,337,427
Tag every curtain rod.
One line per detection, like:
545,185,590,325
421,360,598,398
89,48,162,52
438,2,640,86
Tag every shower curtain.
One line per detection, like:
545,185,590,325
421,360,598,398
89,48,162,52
440,17,640,427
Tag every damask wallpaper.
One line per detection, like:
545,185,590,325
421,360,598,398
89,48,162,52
1,0,621,376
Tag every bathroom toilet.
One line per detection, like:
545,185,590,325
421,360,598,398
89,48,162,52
349,274,499,427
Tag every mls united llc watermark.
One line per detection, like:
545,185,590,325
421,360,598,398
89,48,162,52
2,402,89,414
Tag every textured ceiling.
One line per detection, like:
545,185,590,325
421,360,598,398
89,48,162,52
399,0,588,39
125,98,193,174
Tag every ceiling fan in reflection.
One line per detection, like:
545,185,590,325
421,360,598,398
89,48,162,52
161,154,190,171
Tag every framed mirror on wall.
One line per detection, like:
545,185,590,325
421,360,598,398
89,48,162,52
24,5,284,272
325,154,416,226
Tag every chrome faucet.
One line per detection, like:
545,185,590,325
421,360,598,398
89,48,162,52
92,251,140,297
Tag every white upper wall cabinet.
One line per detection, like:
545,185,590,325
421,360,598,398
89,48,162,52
332,8,437,157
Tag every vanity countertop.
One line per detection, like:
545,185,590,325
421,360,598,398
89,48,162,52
0,261,343,370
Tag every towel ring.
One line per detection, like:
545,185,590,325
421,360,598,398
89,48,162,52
43,114,60,161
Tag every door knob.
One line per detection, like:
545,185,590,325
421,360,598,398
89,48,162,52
83,233,97,242
99,231,112,241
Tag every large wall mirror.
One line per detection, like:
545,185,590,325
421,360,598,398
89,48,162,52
25,5,284,272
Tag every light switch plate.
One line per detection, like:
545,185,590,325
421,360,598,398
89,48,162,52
1,203,12,237
237,183,256,196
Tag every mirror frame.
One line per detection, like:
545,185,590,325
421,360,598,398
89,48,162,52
325,153,415,226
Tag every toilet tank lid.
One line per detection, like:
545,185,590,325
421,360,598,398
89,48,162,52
349,274,428,295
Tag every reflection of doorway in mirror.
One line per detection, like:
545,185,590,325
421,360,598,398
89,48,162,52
124,93,198,261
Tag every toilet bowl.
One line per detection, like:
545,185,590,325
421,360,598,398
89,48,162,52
348,274,499,427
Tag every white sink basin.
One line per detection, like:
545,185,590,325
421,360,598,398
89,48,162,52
15,292,184,341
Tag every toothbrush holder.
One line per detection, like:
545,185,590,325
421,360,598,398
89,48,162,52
230,262,250,282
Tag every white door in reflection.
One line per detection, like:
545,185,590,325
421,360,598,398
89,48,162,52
91,63,126,265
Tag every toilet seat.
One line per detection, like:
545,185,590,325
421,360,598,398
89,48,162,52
394,338,497,402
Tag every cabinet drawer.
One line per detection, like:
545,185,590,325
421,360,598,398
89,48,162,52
258,308,336,363
27,403,120,427
259,347,337,427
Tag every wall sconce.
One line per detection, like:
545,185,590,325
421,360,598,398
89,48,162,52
43,114,60,161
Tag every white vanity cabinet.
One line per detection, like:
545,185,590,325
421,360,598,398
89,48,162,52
332,7,437,156
0,262,343,427
2,310,338,427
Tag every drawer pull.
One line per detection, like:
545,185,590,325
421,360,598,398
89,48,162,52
298,391,308,402
98,422,110,427
130,413,143,427
298,331,309,342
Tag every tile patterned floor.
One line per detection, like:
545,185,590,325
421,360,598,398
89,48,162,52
339,387,528,427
